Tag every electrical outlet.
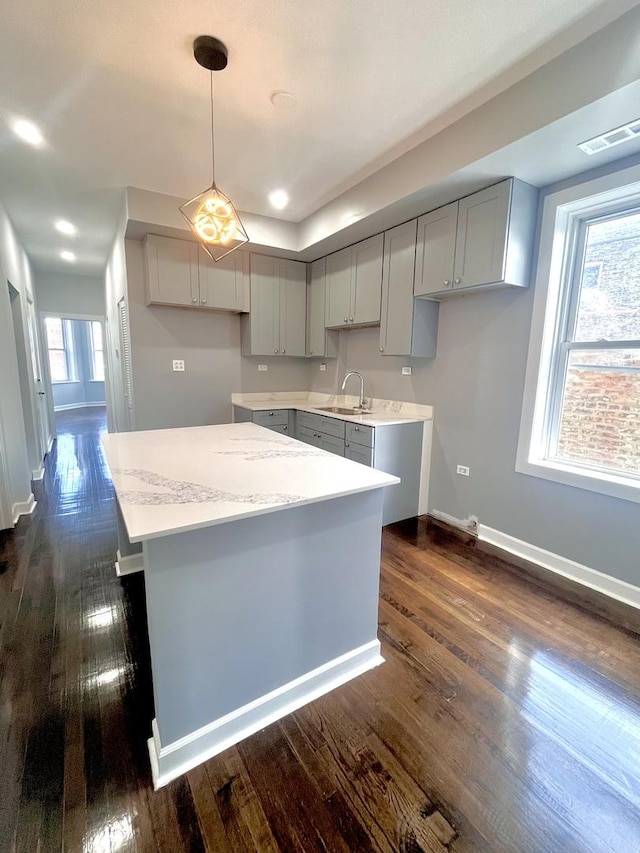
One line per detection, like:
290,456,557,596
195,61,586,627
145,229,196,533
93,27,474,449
401,366,412,375
319,363,326,372
456,465,470,477
258,364,268,372
172,359,185,372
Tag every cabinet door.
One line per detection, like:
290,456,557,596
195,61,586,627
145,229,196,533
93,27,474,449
249,255,279,355
380,220,418,355
144,235,199,307
351,234,383,324
413,203,457,296
345,443,373,466
297,424,322,447
198,249,248,311
319,433,345,456
278,260,306,357
454,181,510,288
325,247,351,327
308,258,327,356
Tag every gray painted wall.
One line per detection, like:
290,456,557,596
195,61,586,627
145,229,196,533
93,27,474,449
34,271,105,316
124,239,311,431
51,320,106,410
0,199,37,521
310,157,640,587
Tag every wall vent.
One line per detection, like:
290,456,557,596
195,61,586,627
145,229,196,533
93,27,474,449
578,118,640,156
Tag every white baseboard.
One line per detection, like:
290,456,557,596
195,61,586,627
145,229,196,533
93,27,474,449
32,464,45,481
478,524,640,611
115,549,144,577
429,509,478,533
148,638,384,789
54,402,106,412
11,493,37,525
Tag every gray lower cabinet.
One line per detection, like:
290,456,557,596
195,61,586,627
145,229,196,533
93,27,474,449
233,406,294,435
413,178,538,298
295,412,424,524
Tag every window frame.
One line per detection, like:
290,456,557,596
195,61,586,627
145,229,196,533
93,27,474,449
516,162,640,505
45,316,77,384
89,320,105,382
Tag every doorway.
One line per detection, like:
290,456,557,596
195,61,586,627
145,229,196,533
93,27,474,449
40,315,110,429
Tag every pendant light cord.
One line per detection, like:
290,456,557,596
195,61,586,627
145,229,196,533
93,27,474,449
210,70,216,186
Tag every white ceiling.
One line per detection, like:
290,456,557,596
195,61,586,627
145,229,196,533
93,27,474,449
0,0,639,275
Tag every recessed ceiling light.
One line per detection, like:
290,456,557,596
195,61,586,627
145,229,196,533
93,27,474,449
270,91,296,112
269,189,289,210
10,118,44,147
60,250,76,262
55,219,76,236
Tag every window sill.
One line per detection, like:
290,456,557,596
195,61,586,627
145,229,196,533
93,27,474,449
52,380,80,385
516,456,640,504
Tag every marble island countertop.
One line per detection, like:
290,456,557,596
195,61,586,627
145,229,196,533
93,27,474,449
102,422,399,543
231,392,433,427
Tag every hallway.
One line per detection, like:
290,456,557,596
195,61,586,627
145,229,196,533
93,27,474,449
1,408,640,852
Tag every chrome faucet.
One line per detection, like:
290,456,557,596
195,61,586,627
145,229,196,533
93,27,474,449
341,371,367,410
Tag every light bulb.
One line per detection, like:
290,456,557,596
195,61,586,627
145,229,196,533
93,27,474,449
11,118,44,147
60,250,76,262
269,189,289,211
193,194,238,245
55,219,76,236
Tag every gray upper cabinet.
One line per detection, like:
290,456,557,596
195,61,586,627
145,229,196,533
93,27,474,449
380,220,438,358
413,202,458,297
144,235,199,307
242,254,306,357
325,234,383,328
413,179,538,299
307,258,338,358
144,234,249,312
198,248,250,312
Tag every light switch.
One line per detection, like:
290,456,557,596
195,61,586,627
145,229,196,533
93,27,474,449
258,364,268,372
172,360,185,372
401,366,412,375
319,363,327,372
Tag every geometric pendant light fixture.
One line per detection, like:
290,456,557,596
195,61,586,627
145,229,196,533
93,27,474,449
179,36,249,262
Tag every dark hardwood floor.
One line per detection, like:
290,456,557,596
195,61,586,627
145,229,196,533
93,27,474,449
1,406,639,852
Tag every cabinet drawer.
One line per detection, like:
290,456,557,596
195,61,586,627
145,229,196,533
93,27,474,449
297,411,322,432
296,425,321,446
345,443,374,466
320,434,345,456
253,410,289,427
318,417,346,439
268,423,290,435
345,423,374,447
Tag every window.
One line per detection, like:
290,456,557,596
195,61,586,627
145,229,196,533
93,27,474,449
90,321,105,381
44,317,75,383
517,165,640,503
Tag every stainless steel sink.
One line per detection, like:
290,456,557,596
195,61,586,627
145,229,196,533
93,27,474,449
316,406,365,415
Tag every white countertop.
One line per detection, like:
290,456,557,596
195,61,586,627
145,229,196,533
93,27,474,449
231,392,433,427
102,422,399,543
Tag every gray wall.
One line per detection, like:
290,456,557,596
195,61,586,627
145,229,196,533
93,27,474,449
34,270,105,316
0,198,37,522
125,239,312,430
310,157,640,587
51,320,106,410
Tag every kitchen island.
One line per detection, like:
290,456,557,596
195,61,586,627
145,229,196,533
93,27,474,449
102,422,398,788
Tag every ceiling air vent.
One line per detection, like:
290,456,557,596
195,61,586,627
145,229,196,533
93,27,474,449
578,118,640,155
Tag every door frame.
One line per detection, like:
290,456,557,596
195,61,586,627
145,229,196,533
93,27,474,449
0,398,12,529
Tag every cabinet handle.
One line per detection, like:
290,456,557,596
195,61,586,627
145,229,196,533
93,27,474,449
201,298,207,304
309,350,313,355
345,443,350,448
283,426,288,431
343,317,348,323
192,297,198,303
268,411,274,416
443,280,450,287
349,317,354,322
281,349,286,354
379,347,384,352
454,278,461,285
354,426,360,431
274,349,278,353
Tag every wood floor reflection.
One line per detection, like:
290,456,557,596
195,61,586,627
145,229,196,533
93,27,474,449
1,406,639,852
